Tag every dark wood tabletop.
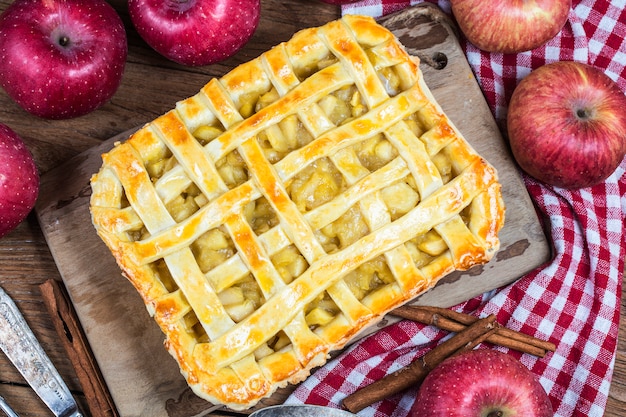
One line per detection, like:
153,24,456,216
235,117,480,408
0,0,623,416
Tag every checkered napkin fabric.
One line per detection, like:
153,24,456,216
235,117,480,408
286,1,626,416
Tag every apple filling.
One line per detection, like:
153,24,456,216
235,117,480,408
119,69,463,360
115,99,462,365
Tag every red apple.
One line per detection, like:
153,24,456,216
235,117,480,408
410,349,553,417
128,0,261,67
450,0,571,53
507,61,626,189
0,124,39,238
0,0,127,119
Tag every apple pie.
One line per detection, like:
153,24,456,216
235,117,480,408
90,15,504,410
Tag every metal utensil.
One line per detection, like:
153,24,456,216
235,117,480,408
249,405,356,417
0,285,83,417
0,395,19,417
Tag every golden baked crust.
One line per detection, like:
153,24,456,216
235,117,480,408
90,15,504,410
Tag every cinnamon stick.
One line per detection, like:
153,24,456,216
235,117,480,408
40,279,119,417
342,314,497,413
392,305,556,357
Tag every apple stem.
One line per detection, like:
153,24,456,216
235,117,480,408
58,35,70,48
576,107,591,120
487,412,504,417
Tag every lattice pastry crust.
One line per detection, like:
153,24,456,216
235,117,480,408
90,15,505,410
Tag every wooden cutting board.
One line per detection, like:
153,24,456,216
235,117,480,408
35,5,550,417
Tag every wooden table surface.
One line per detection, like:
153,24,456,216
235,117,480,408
0,0,623,416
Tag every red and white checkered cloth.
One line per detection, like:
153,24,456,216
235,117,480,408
286,1,626,416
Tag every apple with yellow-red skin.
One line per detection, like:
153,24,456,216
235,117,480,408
410,349,553,417
450,0,571,53
507,61,626,189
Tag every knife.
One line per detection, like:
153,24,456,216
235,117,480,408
0,285,83,417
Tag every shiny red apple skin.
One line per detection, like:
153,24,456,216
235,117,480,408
0,124,39,238
410,349,553,417
128,0,261,67
507,61,626,189
0,0,127,119
450,0,571,53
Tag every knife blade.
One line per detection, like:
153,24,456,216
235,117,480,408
0,285,83,417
